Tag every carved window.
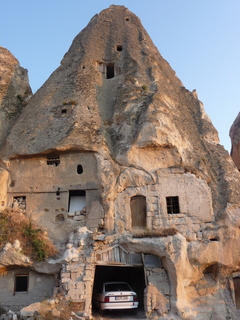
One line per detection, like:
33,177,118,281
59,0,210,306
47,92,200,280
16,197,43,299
13,196,26,212
116,45,122,52
14,274,28,294
77,164,83,174
166,196,180,214
68,190,86,212
47,155,60,167
130,195,146,229
106,63,114,79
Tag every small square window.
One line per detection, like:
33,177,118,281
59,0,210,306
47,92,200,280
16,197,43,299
15,274,28,293
166,196,180,214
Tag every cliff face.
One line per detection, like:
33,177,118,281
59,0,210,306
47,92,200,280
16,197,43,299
1,7,238,218
230,112,240,170
0,47,32,148
1,5,240,320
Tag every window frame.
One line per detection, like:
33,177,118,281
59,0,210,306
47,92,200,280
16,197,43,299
166,196,180,214
14,273,29,295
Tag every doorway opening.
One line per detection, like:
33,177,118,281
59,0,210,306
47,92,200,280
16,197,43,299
233,277,240,309
130,195,146,229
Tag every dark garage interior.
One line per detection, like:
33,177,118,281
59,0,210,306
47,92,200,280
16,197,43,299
92,265,146,312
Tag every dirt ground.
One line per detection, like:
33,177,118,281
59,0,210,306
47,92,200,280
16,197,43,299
92,307,146,320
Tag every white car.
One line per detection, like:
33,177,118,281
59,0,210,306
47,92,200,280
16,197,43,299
93,281,138,314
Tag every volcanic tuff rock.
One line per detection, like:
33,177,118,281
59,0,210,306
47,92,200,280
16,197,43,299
1,5,240,320
1,6,239,217
0,47,32,148
230,112,240,170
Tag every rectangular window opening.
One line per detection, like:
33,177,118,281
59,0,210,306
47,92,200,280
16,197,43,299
15,274,28,294
13,196,26,211
47,155,60,167
166,196,180,214
106,64,114,79
68,190,86,212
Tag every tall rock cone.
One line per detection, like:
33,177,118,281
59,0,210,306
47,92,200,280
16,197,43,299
1,6,240,319
1,5,239,216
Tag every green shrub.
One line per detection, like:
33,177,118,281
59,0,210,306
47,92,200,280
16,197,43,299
142,85,148,91
0,209,57,261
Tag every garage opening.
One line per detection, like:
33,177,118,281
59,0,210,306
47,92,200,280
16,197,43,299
92,265,146,312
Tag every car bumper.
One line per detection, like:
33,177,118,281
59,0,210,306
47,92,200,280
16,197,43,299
100,301,138,310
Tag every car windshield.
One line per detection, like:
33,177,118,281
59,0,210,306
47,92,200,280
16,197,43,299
105,283,131,292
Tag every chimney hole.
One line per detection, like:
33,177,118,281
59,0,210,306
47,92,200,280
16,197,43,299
117,45,122,52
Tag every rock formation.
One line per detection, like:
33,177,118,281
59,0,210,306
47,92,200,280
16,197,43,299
230,112,240,170
1,5,240,320
0,47,32,148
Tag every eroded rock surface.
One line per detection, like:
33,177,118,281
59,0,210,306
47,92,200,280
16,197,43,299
1,5,240,320
0,47,32,148
230,112,240,170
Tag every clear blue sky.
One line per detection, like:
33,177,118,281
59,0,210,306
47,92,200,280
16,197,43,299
1,1,240,152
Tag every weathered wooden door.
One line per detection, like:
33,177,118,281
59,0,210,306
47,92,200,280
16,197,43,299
130,195,146,229
234,277,240,309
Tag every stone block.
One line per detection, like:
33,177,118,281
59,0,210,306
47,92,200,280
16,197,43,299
71,272,80,281
76,282,84,291
61,277,70,283
68,211,75,217
84,281,93,295
66,282,76,290
73,215,86,221
148,203,158,211
68,288,81,296
61,272,70,278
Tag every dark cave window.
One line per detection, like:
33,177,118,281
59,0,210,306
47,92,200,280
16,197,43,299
15,274,28,293
117,45,122,52
166,196,180,214
47,156,60,167
61,109,67,114
130,195,146,229
77,164,83,174
106,64,114,79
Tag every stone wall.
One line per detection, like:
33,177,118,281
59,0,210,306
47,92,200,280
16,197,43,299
115,169,213,238
6,152,102,242
0,267,55,311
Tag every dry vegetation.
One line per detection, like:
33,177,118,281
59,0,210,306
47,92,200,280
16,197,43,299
41,297,85,320
132,227,178,238
0,209,57,261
